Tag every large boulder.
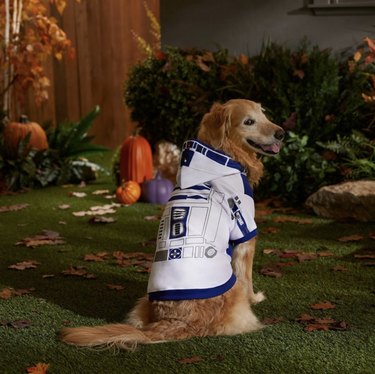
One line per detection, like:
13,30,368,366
305,180,375,222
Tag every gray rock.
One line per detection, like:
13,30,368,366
305,180,375,222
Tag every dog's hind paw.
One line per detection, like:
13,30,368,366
250,291,266,305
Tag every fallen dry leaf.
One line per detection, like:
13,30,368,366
88,216,116,224
263,248,282,256
296,314,348,332
84,252,109,262
0,203,29,213
113,251,154,273
304,323,330,332
16,230,65,248
8,260,40,270
338,234,364,242
144,215,161,221
73,203,120,217
2,319,33,329
259,265,282,278
331,265,348,272
92,189,110,195
297,253,318,262
106,284,125,291
0,288,13,299
69,191,87,198
310,301,336,310
27,363,50,374
61,266,97,279
272,216,313,224
178,356,203,364
262,226,280,234
58,204,70,210
317,251,334,258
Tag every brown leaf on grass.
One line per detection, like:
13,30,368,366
61,266,97,279
26,363,50,374
106,284,125,291
297,253,318,263
259,265,282,278
296,314,315,322
263,248,282,256
317,251,334,258
58,204,70,210
272,216,313,224
73,203,120,217
178,356,203,364
310,301,336,310
7,287,35,297
354,254,375,259
0,288,13,299
16,230,65,248
304,323,331,332
42,274,55,279
69,191,87,198
8,260,40,270
296,314,348,332
88,216,116,224
113,251,154,273
331,265,348,272
84,252,109,262
144,215,161,221
0,203,29,213
92,189,110,195
338,234,363,242
262,226,280,234
2,319,33,329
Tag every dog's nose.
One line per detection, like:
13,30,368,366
275,129,285,141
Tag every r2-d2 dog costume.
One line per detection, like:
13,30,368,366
147,140,257,301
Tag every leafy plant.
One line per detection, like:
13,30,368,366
0,0,80,117
318,131,375,180
124,39,375,204
0,106,107,191
260,132,338,205
124,47,231,147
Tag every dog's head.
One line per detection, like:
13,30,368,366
197,99,284,156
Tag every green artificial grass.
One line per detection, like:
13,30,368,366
0,153,374,374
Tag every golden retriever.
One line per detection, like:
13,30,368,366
60,99,284,350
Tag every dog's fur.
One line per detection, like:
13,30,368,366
60,99,284,351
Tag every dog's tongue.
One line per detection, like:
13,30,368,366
261,142,281,154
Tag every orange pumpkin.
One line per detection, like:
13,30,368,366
116,180,141,205
3,115,48,159
119,134,153,184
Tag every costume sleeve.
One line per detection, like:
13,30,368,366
228,180,257,245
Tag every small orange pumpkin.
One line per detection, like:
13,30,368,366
116,180,141,205
3,115,48,159
119,134,153,184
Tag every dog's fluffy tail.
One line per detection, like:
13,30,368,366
60,320,191,351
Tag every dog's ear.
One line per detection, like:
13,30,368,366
197,102,231,148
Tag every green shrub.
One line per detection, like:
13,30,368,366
124,47,231,147
0,106,107,191
124,40,375,204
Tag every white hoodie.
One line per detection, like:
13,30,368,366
147,140,257,301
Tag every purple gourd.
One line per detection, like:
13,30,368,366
142,171,174,204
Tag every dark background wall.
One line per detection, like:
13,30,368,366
160,0,374,55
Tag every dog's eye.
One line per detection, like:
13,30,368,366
244,118,255,126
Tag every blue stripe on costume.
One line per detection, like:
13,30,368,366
148,273,237,301
183,140,246,173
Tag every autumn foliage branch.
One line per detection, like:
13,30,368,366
0,0,79,118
